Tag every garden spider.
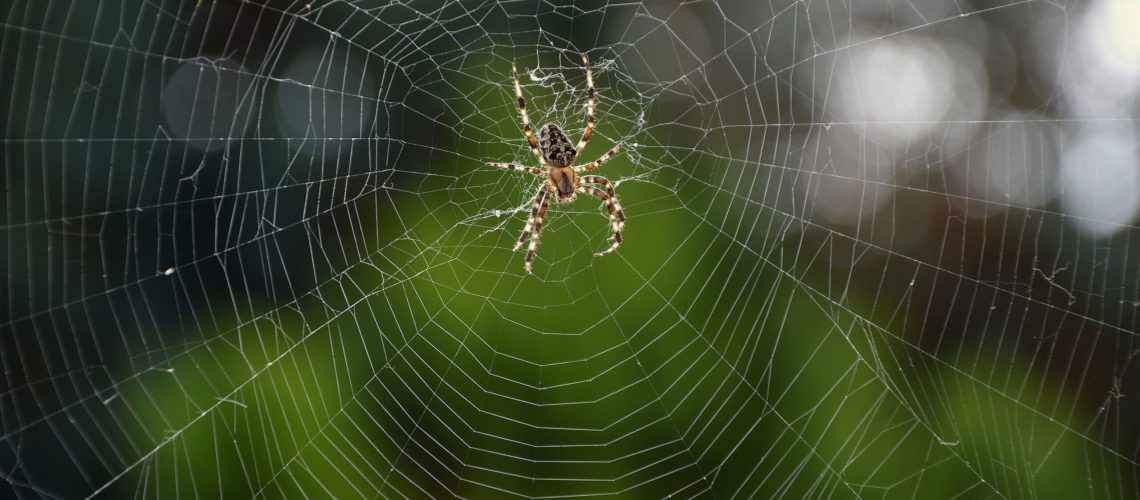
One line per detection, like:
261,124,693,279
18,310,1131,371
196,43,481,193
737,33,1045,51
488,53,626,274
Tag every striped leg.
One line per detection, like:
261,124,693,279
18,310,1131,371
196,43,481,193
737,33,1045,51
577,183,623,257
513,187,551,274
514,187,548,252
487,162,543,177
524,194,552,274
574,53,596,154
574,143,622,172
580,175,626,231
513,63,548,167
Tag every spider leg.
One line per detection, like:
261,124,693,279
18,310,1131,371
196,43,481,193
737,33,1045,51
513,187,551,274
513,187,548,252
580,175,626,231
513,63,548,167
524,192,552,274
577,180,624,257
574,143,622,173
487,162,544,177
574,53,596,154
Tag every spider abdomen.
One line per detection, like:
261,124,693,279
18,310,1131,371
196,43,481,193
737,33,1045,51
538,123,576,168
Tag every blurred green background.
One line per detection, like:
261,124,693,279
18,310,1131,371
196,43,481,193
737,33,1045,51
2,0,1139,498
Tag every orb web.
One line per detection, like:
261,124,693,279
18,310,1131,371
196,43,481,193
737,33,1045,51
2,0,1139,498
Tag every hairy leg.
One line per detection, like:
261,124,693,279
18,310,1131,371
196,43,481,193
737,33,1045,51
523,194,552,274
513,63,547,166
514,187,549,253
574,143,621,172
487,162,543,176
580,175,626,230
574,53,596,154
577,184,623,257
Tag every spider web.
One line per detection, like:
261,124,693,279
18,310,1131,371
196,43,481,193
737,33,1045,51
3,0,1140,497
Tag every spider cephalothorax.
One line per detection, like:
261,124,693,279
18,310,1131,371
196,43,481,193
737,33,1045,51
486,53,626,274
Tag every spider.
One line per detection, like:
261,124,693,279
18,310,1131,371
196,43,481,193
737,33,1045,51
488,53,626,274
